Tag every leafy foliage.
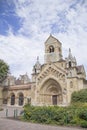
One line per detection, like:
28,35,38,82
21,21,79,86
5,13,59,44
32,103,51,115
80,120,87,128
0,59,9,83
22,103,87,128
78,109,87,121
22,89,87,128
71,89,87,103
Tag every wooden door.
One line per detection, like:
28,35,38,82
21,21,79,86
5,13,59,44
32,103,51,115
52,95,57,105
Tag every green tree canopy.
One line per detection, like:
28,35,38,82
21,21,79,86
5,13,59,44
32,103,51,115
0,59,9,83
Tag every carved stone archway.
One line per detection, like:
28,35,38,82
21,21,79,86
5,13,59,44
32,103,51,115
37,78,63,106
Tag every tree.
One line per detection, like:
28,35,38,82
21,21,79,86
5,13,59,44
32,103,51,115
0,59,9,83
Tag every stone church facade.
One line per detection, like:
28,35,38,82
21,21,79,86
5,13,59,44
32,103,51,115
1,35,87,106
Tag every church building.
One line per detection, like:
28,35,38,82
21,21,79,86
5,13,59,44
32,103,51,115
2,35,87,106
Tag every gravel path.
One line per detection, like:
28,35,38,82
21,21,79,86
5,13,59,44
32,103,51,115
0,118,86,130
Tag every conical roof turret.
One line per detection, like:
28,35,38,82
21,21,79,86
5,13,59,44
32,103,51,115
34,56,41,70
32,56,41,74
66,48,77,68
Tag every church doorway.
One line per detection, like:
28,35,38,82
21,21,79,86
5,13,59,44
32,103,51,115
52,95,57,105
39,78,62,105
11,93,15,105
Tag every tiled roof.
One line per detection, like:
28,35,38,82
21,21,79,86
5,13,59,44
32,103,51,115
9,84,31,90
76,65,83,74
15,79,21,85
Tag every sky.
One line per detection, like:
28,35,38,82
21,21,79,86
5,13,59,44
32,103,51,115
0,0,87,78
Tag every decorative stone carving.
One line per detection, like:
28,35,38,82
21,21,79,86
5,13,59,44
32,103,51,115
37,66,66,85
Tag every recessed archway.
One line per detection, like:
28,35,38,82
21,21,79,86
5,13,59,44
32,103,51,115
39,78,62,105
10,93,15,105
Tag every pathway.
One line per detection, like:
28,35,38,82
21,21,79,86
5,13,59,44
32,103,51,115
0,106,86,130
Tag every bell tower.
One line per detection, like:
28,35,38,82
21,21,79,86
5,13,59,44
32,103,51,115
44,35,62,63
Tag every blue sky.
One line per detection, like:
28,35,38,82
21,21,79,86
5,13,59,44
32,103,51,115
0,0,87,78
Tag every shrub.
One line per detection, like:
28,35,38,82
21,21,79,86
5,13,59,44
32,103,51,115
80,120,87,128
22,103,87,128
78,109,87,121
71,89,87,103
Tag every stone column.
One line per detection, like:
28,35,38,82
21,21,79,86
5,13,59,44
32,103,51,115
23,97,27,105
15,97,18,106
7,97,11,106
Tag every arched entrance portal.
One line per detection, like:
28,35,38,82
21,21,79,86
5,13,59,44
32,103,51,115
18,93,24,106
39,79,62,105
11,93,15,105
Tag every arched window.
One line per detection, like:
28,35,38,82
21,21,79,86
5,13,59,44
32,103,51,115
49,46,54,53
18,93,24,106
11,93,15,105
69,61,71,67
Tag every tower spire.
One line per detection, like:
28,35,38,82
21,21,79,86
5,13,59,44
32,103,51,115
69,48,71,53
37,56,39,62
66,48,77,68
68,48,73,59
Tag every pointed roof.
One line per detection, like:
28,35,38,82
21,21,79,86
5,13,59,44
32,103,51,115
45,34,61,45
68,48,73,60
67,48,76,62
34,56,41,70
76,65,86,75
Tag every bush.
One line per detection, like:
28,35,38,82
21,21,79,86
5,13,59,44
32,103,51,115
71,89,87,103
80,120,87,128
78,109,87,121
22,103,87,128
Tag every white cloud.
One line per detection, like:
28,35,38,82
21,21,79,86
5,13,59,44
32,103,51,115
0,33,45,77
0,0,87,78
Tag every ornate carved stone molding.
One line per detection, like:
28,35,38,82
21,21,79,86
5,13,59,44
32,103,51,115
37,65,66,85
